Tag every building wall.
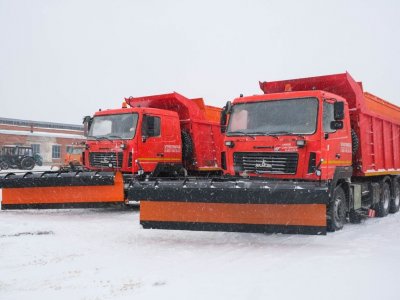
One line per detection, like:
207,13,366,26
0,124,82,135
0,118,85,165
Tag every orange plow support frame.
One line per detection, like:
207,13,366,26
1,172,124,209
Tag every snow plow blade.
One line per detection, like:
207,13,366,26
0,171,124,209
128,179,329,235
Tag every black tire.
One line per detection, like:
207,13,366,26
0,161,8,170
327,186,347,232
34,153,43,166
20,157,35,170
351,129,359,155
181,131,194,163
389,181,400,214
376,182,390,217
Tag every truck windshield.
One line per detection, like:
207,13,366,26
88,113,139,140
227,97,318,136
70,148,84,154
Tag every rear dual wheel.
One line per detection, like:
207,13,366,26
389,181,400,214
376,182,390,217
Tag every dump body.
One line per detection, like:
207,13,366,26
354,92,400,176
125,92,223,172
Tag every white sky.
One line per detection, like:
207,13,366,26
1,0,399,124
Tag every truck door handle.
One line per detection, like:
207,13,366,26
157,153,164,157
336,153,341,159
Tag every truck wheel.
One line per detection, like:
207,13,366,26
21,157,35,170
181,131,194,163
34,153,43,166
376,182,390,217
389,181,400,214
0,161,8,170
327,186,347,232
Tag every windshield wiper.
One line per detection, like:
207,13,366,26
93,136,112,142
108,135,123,139
255,132,279,139
227,131,284,139
227,131,255,139
247,131,281,139
267,131,305,138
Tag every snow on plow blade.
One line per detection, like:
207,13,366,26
0,171,124,209
129,179,329,235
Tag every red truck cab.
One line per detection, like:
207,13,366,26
223,90,352,182
85,106,182,174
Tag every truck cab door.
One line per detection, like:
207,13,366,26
321,100,352,179
138,114,165,172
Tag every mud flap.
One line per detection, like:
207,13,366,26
0,171,124,209
128,179,329,235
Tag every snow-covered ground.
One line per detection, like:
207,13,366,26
0,205,400,300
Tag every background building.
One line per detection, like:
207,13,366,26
0,117,85,165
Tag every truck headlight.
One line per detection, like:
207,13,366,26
296,140,306,148
225,141,235,148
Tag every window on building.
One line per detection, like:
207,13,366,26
52,145,61,159
66,146,73,154
31,144,40,154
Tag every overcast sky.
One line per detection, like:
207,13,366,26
1,0,399,124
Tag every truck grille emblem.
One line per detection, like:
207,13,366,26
255,160,272,168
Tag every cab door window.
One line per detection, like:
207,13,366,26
142,115,161,137
323,102,336,133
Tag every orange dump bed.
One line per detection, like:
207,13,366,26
126,92,223,171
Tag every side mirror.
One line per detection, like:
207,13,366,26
141,115,148,141
220,110,227,133
82,115,93,137
330,120,344,130
220,101,232,133
334,102,344,120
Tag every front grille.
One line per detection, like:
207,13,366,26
89,152,123,168
234,152,298,174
